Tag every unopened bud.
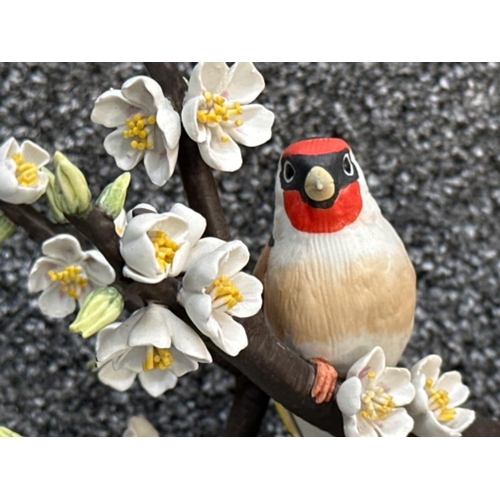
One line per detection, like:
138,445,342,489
0,211,16,243
96,172,131,220
42,167,67,223
0,426,21,437
53,151,92,216
123,417,159,437
70,286,123,338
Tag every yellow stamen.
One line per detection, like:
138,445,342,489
142,346,174,371
148,230,180,272
367,371,376,379
12,152,40,187
425,378,456,422
123,113,155,151
47,265,88,299
359,385,395,421
221,135,229,143
209,275,243,310
196,93,244,130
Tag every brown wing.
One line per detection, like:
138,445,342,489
253,244,271,285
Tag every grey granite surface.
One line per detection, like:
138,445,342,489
1,62,499,436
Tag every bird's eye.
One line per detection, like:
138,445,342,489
342,154,354,176
283,161,295,183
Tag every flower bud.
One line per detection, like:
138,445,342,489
0,211,16,243
0,426,21,437
53,151,92,216
42,167,67,223
96,172,131,219
70,286,123,338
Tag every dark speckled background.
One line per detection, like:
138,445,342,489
1,62,499,436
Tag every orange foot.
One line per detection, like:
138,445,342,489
310,357,338,404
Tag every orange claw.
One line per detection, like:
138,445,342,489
310,357,338,404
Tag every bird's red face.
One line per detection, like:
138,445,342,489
279,138,363,234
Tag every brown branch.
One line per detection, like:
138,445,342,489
0,200,77,244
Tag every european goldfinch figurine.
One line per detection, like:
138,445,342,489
255,138,416,405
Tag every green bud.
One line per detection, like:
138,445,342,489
53,151,92,216
0,211,16,243
96,172,131,219
69,286,123,338
0,426,21,437
42,167,67,224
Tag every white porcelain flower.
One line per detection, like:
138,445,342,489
28,234,116,318
120,203,206,284
91,76,181,186
182,62,274,172
96,304,212,397
407,354,475,437
336,346,415,437
0,137,50,204
180,239,263,356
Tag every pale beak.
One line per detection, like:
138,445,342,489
304,166,335,202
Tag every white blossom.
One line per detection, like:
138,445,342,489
96,304,212,397
180,239,263,356
91,76,181,186
407,354,475,437
337,346,415,437
120,203,206,284
182,62,274,172
28,234,115,318
0,137,49,204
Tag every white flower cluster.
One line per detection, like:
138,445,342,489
91,63,274,184
96,202,262,396
337,346,475,437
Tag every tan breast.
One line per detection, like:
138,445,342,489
264,227,416,375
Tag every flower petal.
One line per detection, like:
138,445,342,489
336,377,362,417
435,371,470,407
199,62,230,95
411,354,441,382
156,101,181,149
42,234,84,263
91,89,137,127
346,346,385,380
121,76,163,113
181,96,207,143
38,282,76,318
28,257,60,293
160,308,212,362
83,250,115,286
343,415,362,437
0,159,21,200
139,369,178,397
225,62,265,104
184,237,226,271
98,362,136,392
0,137,17,159
226,104,274,147
122,265,165,284
169,203,206,247
229,272,263,318
181,292,214,332
217,240,250,278
375,408,414,437
20,140,50,168
412,410,457,437
127,305,172,349
377,367,415,406
199,127,242,172
115,346,146,372
407,373,429,416
144,142,172,186
355,416,378,437
104,128,143,171
447,408,475,434
210,310,248,356
96,322,128,362
169,348,199,377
